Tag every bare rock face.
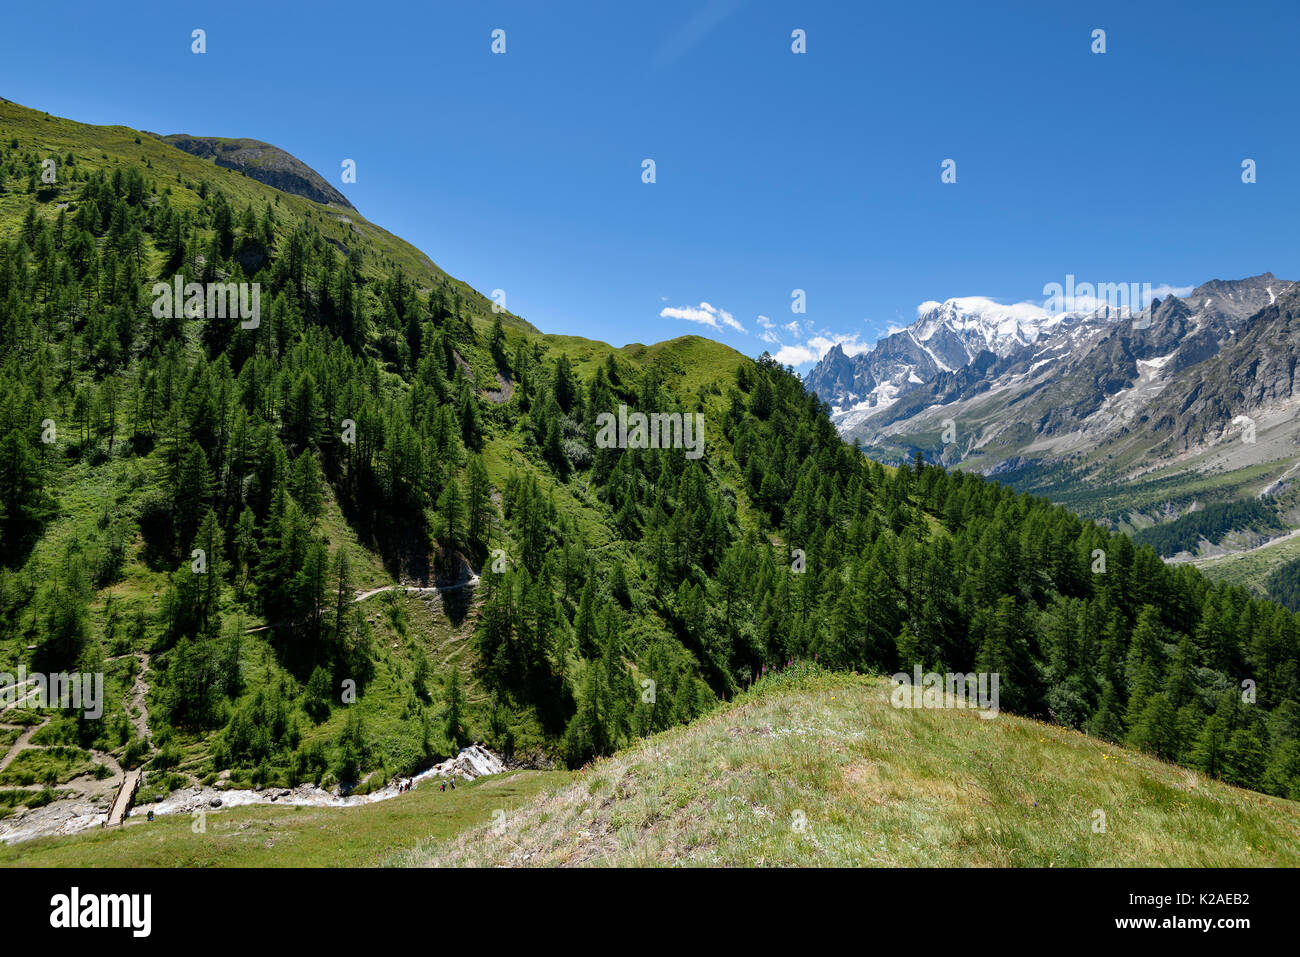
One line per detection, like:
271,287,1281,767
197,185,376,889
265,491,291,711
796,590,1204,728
1141,281,1300,451
154,134,355,211
439,744,505,779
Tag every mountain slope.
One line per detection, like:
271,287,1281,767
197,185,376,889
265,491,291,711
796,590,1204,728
0,97,535,334
404,667,1300,867
1136,280,1300,454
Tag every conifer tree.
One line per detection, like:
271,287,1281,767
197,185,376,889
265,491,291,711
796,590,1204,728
444,667,465,748
437,477,468,550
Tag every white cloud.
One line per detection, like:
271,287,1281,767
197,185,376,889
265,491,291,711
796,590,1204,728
756,315,774,329
773,344,819,365
1147,283,1194,302
1035,282,1195,314
783,320,801,336
807,333,871,358
769,331,872,368
759,330,781,345
927,296,1051,322
660,301,747,334
661,304,715,324
717,308,745,333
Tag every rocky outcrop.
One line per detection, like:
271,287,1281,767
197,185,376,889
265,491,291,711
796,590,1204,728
154,134,355,210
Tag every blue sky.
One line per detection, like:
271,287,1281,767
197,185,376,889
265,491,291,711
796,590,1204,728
4,0,1299,369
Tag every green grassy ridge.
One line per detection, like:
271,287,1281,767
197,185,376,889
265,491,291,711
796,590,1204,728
0,97,535,334
404,669,1300,867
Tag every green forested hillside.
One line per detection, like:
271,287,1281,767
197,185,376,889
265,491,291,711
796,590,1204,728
1,96,1299,834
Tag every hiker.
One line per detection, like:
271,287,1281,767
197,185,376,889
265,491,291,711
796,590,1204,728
449,778,455,790
440,781,445,792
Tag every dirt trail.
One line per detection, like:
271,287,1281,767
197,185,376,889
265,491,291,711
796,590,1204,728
352,575,481,604
245,575,481,634
106,652,151,825
126,653,151,739
0,678,40,714
0,718,48,772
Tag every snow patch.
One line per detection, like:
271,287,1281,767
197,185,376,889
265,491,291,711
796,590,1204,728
1136,353,1174,372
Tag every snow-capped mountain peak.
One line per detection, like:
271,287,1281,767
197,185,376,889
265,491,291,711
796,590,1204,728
911,297,1060,355
805,294,1130,422
805,272,1294,472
